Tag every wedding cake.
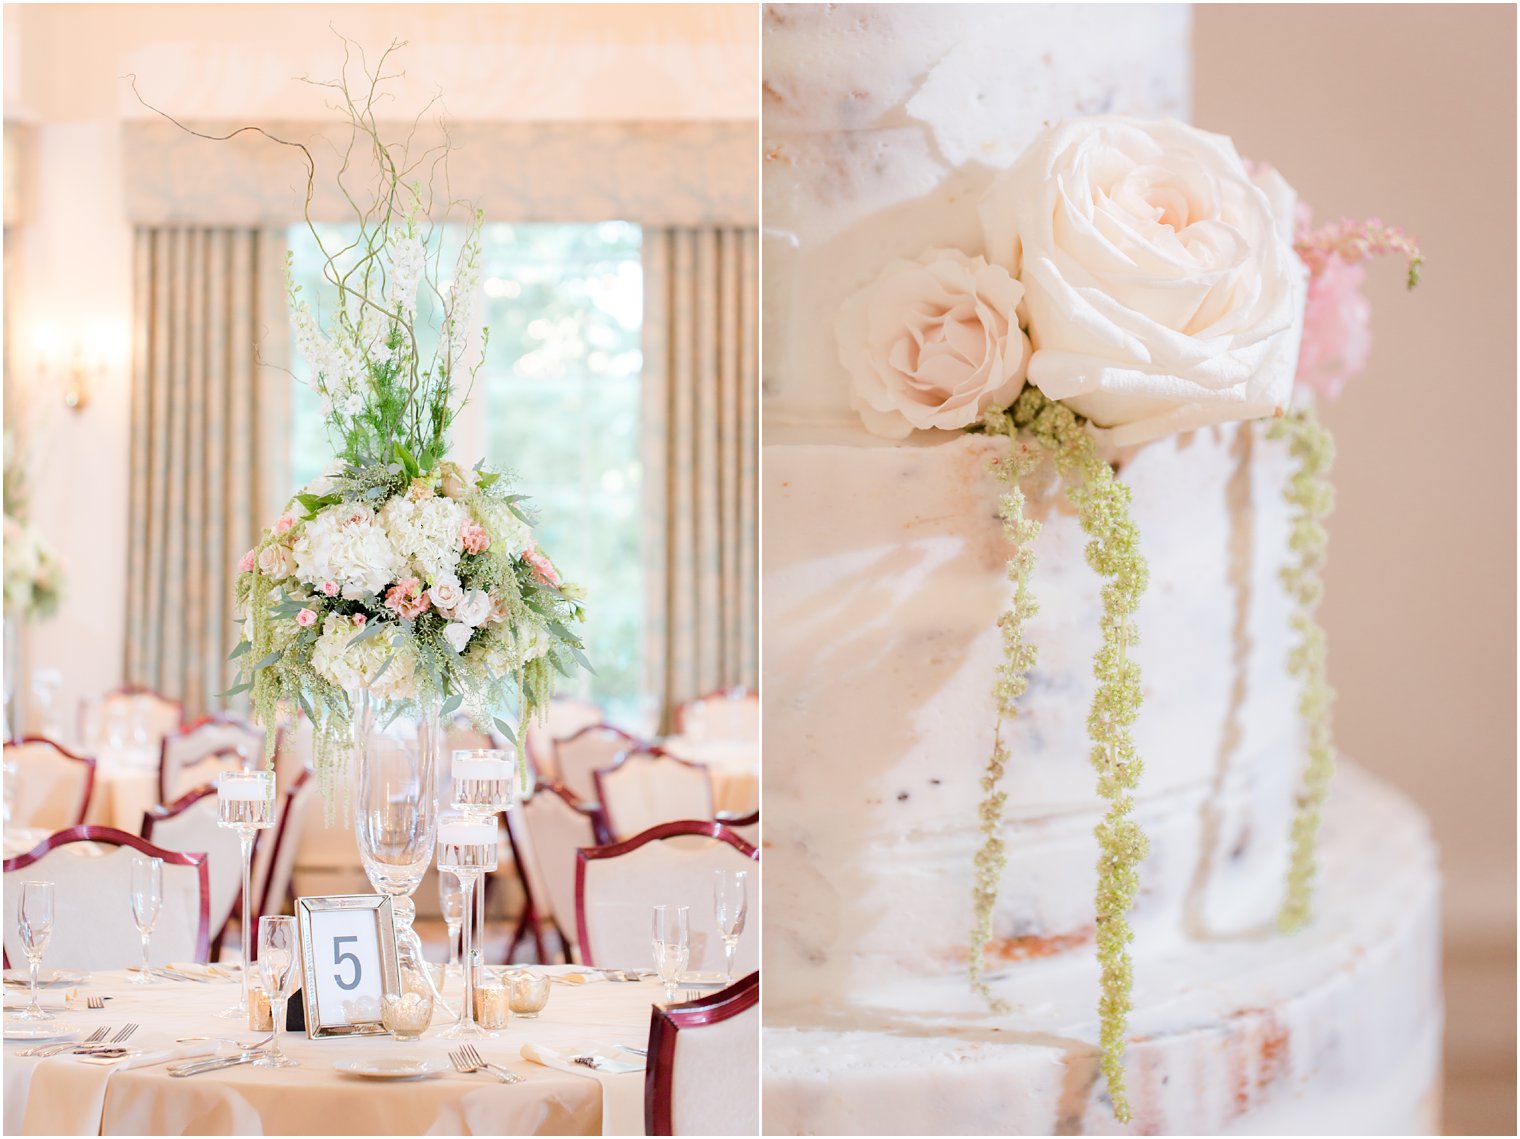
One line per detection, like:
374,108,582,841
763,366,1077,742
760,5,1441,1134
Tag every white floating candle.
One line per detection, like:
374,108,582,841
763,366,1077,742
453,755,512,780
218,775,272,800
438,821,498,846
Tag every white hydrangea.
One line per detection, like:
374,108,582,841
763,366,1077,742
311,614,416,700
379,494,464,582
467,621,551,678
292,503,408,600
472,496,533,558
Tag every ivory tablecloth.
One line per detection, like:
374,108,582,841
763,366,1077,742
3,966,654,1135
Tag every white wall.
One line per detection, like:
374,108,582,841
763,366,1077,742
3,4,758,729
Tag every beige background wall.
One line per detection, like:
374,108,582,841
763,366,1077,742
1197,6,1516,1134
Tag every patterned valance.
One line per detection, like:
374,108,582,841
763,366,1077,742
122,119,756,227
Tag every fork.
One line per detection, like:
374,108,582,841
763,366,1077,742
450,1045,522,1084
87,996,105,1010
111,1023,139,1044
18,1026,110,1057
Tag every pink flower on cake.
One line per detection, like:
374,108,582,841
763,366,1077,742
837,247,1029,439
981,116,1308,446
523,547,561,588
296,608,318,627
237,548,257,573
1295,255,1371,401
384,577,430,619
461,521,490,555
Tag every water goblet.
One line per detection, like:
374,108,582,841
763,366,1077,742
712,869,748,983
216,768,275,1018
439,872,465,976
15,880,55,1020
651,905,690,1004
128,856,164,984
254,915,300,1067
437,816,499,1039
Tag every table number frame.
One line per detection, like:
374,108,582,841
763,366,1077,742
295,894,400,1038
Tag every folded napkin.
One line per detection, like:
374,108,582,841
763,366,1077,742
549,972,608,985
521,1041,646,1135
88,1041,219,1070
521,1040,644,1074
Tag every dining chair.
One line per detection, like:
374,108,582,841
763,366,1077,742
714,809,758,848
1,826,210,970
523,696,604,782
674,686,758,743
508,779,608,964
575,820,758,974
554,723,644,802
159,714,264,803
78,685,182,757
594,747,714,842
255,769,322,941
644,971,760,1136
141,785,246,961
3,737,96,830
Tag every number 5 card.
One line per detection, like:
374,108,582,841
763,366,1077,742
295,895,402,1038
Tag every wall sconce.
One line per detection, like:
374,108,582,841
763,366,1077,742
33,326,118,414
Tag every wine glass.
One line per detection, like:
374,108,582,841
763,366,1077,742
128,856,164,984
216,768,275,1017
437,816,499,1039
439,872,465,975
15,881,55,1020
449,750,515,993
253,915,299,1068
712,869,748,983
651,905,690,1004
31,669,63,740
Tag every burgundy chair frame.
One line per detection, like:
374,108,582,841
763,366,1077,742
158,713,260,804
644,970,761,1136
714,809,758,830
523,696,605,775
1,824,212,968
158,743,248,807
592,745,714,841
4,737,97,827
673,686,755,736
553,723,646,787
141,783,257,960
77,684,184,750
574,819,758,968
504,779,611,965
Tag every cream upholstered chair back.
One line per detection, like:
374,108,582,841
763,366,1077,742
645,973,760,1136
141,786,245,950
1,827,209,970
554,723,643,802
160,716,264,802
594,748,714,842
576,821,758,973
517,781,605,959
676,687,757,743
3,738,95,830
79,686,182,758
524,697,604,782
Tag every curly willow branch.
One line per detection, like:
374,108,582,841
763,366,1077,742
1269,406,1337,933
1009,387,1149,1124
968,406,1043,1011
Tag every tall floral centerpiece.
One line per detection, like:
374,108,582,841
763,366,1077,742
3,431,65,737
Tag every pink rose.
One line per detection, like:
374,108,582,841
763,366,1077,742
460,521,490,555
296,608,318,627
352,613,368,628
322,581,339,597
384,577,431,619
275,514,295,533
523,547,560,588
1295,254,1371,402
237,548,257,573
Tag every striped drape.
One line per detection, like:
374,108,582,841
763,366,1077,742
125,228,281,718
641,228,760,732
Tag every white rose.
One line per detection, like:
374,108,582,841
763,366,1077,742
428,575,464,614
453,589,493,629
981,116,1307,446
256,543,297,580
442,621,473,653
837,248,1029,440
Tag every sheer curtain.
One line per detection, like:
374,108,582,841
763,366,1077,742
642,228,759,730
125,228,285,717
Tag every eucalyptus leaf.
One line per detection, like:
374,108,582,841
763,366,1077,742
492,716,517,745
347,620,390,648
228,641,253,661
440,693,463,718
251,651,283,672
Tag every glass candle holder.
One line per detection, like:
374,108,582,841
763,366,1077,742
507,971,551,1018
380,990,435,1041
474,981,511,1030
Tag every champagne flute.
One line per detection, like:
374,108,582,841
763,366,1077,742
439,871,465,975
651,905,690,1004
450,750,515,992
216,768,275,1018
253,915,299,1068
15,881,55,1020
712,869,748,983
128,856,164,984
437,816,499,1039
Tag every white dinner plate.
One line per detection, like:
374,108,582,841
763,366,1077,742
3,1021,80,1042
3,969,87,987
333,1057,450,1080
676,971,730,989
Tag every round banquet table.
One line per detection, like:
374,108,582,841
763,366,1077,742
3,965,657,1135
657,737,757,817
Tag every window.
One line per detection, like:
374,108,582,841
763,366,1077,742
287,222,645,726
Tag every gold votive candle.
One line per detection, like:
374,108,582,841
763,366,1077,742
247,984,273,1032
507,971,551,1018
380,990,434,1041
474,982,511,1029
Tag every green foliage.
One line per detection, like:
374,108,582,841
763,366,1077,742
1270,407,1338,933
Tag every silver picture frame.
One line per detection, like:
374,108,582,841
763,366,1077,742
294,894,400,1038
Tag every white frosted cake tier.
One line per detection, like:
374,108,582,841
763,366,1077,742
762,3,1191,430
762,765,1442,1135
764,423,1304,999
